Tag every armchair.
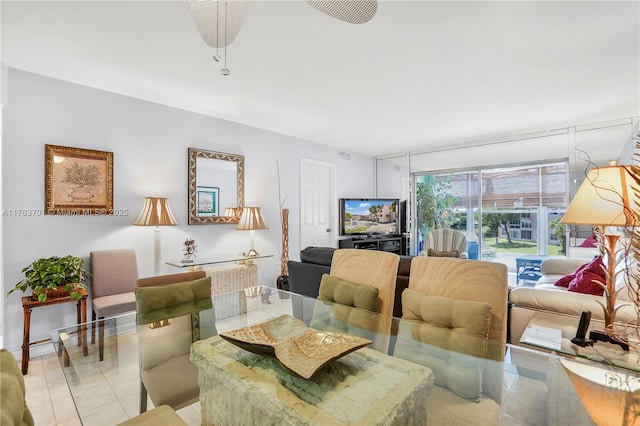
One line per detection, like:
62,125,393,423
420,228,469,258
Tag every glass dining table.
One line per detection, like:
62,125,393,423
50,286,601,425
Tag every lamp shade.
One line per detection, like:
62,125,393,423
224,207,239,217
133,197,178,226
188,0,248,48
562,165,639,227
236,207,268,230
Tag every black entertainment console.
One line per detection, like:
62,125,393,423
339,235,406,255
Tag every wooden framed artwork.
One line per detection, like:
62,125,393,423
196,186,220,217
44,145,114,215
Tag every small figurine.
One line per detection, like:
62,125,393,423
181,238,198,263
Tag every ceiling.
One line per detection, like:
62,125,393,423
2,1,639,158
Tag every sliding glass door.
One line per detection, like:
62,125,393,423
414,161,568,262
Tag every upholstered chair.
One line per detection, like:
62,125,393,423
394,256,508,424
311,249,399,350
328,248,400,316
135,271,215,414
420,228,469,258
1,349,34,426
90,249,139,361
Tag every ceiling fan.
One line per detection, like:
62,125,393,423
188,0,378,75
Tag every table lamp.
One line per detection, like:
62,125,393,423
561,162,638,335
224,207,239,218
236,206,268,257
133,197,178,275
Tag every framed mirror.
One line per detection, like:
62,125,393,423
188,148,244,224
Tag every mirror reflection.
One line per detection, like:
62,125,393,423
188,148,244,224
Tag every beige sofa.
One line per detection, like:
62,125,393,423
509,257,637,345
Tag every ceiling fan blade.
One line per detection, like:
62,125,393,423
305,0,377,24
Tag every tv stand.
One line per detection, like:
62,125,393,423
339,236,403,255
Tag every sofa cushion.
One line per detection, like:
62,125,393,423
509,286,637,323
300,247,336,266
427,249,459,258
317,274,379,312
398,256,413,277
394,289,492,402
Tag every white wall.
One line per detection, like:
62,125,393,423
1,68,375,355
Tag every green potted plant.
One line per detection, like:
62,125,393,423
8,255,89,302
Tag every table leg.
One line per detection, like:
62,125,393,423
77,299,88,356
22,306,32,375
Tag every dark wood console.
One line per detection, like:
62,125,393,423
339,236,403,255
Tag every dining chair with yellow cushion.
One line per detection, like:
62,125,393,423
311,249,399,350
135,271,216,414
393,256,508,425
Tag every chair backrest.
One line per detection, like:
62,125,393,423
90,249,139,298
402,256,508,404
423,228,468,258
135,273,214,371
329,249,400,317
407,256,508,349
136,271,206,288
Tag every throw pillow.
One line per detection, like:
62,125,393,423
394,289,492,402
567,256,606,296
555,261,588,287
578,234,598,248
317,274,379,312
427,249,459,258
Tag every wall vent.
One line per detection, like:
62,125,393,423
338,150,351,161
393,165,401,172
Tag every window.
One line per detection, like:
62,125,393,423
414,161,567,259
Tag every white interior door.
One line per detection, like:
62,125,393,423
300,159,336,249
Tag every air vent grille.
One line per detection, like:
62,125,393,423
338,150,352,161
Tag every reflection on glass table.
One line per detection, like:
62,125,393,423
520,311,640,374
51,286,598,425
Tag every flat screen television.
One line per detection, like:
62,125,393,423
339,198,400,236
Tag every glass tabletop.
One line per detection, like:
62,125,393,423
51,286,603,425
519,311,640,374
165,253,274,268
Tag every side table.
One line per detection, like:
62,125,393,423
515,255,546,286
21,289,88,374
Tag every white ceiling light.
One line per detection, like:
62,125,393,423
188,0,249,76
305,0,377,24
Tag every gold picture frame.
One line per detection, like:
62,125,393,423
45,145,114,215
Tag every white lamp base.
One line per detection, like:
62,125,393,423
243,229,259,257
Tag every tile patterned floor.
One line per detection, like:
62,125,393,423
24,346,553,426
24,350,201,426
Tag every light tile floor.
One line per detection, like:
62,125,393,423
24,350,202,426
25,344,553,426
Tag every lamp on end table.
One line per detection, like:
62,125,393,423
561,162,638,344
133,197,178,275
236,206,268,257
